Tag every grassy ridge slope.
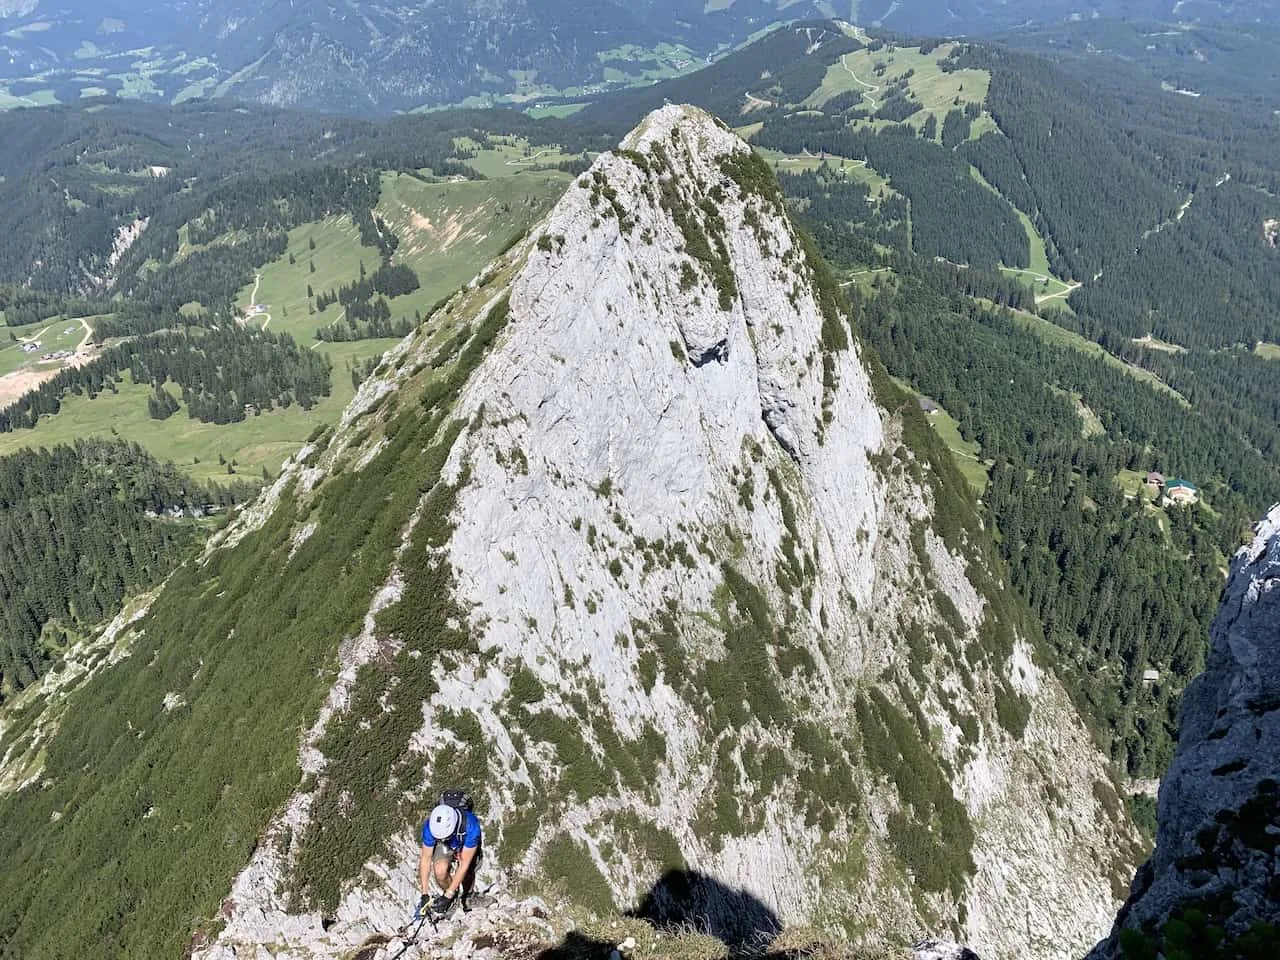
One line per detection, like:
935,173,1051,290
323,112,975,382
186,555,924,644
0,256,524,958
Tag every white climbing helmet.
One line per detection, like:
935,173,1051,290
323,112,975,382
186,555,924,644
428,803,460,841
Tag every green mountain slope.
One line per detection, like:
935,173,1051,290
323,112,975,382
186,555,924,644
0,103,602,708
0,105,1137,960
0,440,245,696
0,112,585,467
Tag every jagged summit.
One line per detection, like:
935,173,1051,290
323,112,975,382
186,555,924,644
0,107,1136,960
444,101,885,727
192,104,1135,959
1089,504,1280,957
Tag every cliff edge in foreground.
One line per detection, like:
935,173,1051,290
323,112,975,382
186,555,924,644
1089,505,1280,957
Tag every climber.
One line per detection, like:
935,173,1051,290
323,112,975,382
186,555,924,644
417,789,484,918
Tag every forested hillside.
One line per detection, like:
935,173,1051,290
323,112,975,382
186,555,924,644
858,269,1255,776
0,441,245,696
0,100,610,697
0,101,604,293
955,46,1280,343
756,114,1030,269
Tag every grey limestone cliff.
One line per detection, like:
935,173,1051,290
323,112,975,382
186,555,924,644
189,105,1136,960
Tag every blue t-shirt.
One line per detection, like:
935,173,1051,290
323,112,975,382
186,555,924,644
422,809,482,851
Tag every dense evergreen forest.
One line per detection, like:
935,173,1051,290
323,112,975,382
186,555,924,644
779,169,908,268
953,49,1182,283
857,270,1257,775
0,327,332,432
0,441,247,696
109,168,402,325
0,287,113,327
954,45,1280,349
758,115,1031,268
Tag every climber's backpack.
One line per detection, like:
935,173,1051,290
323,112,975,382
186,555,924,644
440,788,473,814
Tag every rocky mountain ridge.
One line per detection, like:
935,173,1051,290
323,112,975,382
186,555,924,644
164,105,1138,959
0,104,1144,960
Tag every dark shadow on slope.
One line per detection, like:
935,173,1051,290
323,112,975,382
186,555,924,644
536,869,786,959
535,931,618,960
628,869,782,954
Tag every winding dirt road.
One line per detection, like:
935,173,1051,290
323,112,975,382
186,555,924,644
243,273,272,330
840,54,880,106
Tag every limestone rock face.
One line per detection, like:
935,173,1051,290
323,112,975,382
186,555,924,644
171,106,1136,960
1088,504,1280,957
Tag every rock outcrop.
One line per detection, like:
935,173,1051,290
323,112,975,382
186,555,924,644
1089,505,1280,957
912,938,982,960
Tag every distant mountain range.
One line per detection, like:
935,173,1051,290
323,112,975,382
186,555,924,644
2,0,1279,113
0,0,820,112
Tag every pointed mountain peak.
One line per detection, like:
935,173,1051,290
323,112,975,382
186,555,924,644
0,105,1141,960
190,105,1133,960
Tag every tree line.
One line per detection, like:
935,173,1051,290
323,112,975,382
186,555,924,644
757,113,1029,269
0,287,113,328
778,167,907,268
